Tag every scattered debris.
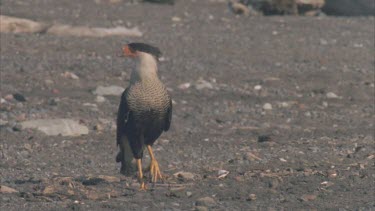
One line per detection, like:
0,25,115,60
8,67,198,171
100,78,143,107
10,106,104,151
218,170,229,179
20,118,89,136
0,185,18,193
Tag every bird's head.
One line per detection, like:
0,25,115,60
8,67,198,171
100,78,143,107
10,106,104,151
122,43,162,60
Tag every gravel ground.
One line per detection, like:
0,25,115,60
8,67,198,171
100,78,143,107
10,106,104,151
1,0,374,210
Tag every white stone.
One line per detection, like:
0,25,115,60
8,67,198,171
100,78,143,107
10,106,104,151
326,92,339,99
95,95,106,103
21,118,89,136
254,85,262,90
263,103,273,110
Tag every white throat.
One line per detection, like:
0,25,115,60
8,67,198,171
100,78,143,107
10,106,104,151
131,52,158,82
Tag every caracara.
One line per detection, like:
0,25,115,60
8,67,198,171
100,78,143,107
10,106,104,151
116,43,172,190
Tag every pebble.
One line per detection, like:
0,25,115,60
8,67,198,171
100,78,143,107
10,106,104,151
178,83,191,90
95,95,106,103
62,71,79,80
254,85,262,90
258,135,272,142
300,194,317,201
196,197,216,207
186,191,192,197
172,16,181,22
13,93,26,102
195,79,213,90
218,170,229,178
326,92,339,99
173,171,195,181
263,103,272,110
247,194,256,201
20,118,89,136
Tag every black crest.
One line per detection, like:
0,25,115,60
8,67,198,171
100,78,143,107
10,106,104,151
128,43,162,58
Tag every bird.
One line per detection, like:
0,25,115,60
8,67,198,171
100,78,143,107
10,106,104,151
116,42,172,190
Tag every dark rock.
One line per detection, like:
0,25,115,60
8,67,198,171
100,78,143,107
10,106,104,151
258,135,272,142
13,93,26,102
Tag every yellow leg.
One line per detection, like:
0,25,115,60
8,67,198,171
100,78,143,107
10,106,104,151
147,145,163,183
136,159,146,190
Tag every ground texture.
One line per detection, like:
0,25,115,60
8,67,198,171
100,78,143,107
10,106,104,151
0,0,374,210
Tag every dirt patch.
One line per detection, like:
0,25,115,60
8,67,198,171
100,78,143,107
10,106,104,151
1,0,374,210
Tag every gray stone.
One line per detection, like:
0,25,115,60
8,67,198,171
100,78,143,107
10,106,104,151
173,171,196,181
196,196,216,207
21,119,89,136
93,85,124,96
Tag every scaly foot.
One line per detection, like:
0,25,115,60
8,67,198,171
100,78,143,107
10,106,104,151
149,159,163,183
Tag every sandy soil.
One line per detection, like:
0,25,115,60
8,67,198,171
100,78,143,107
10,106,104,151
1,0,374,210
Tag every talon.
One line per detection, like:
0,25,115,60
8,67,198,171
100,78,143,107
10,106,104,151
147,145,163,183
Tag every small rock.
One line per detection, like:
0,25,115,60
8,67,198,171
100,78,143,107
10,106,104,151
247,193,256,201
300,194,317,201
279,158,287,162
196,196,216,207
178,83,191,90
13,93,26,102
171,16,181,22
173,171,195,181
4,94,13,101
45,79,54,85
42,185,57,195
93,85,124,96
186,191,193,197
0,119,8,126
93,124,104,132
218,170,229,179
0,185,18,193
258,135,272,142
263,103,272,110
95,95,106,103
228,1,250,16
326,92,339,99
195,79,213,90
320,38,328,45
327,170,337,178
20,118,89,136
62,71,79,80
195,206,209,211
254,85,262,90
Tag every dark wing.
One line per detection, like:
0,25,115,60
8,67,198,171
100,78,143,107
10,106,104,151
164,97,172,131
116,89,129,146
